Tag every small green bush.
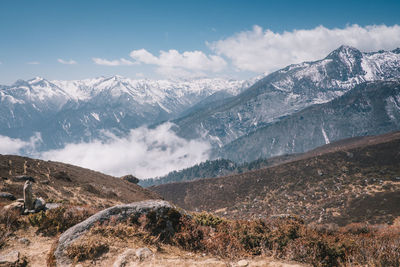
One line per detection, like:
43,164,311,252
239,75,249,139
193,212,224,228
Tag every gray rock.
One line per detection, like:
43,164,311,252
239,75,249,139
54,200,174,266
13,175,35,183
18,238,30,245
121,175,139,184
113,248,136,267
237,259,249,267
45,203,61,210
0,250,25,266
33,197,46,212
0,192,16,201
135,247,153,261
23,181,34,211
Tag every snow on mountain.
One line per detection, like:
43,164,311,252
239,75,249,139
0,75,251,150
173,46,400,147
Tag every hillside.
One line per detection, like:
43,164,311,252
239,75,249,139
0,154,160,209
140,155,298,187
151,131,400,226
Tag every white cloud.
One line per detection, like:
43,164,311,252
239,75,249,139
40,123,210,178
27,61,40,65
0,136,29,154
58,58,77,65
209,24,400,73
129,49,227,77
0,133,41,155
92,57,135,66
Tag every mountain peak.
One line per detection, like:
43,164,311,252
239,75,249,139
326,45,362,60
28,76,45,84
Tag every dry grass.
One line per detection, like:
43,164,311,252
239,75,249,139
66,236,109,263
45,207,400,266
0,208,22,248
28,205,96,236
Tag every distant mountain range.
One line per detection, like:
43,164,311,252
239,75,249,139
173,46,400,146
1,46,400,175
0,76,253,149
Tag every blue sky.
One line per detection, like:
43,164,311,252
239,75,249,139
1,0,400,84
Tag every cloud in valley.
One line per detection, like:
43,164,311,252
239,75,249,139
0,134,41,155
39,123,210,178
209,24,400,73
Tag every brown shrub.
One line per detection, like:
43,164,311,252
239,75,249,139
28,205,95,236
0,208,22,248
66,237,109,263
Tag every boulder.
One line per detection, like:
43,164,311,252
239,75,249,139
54,200,175,266
33,197,46,212
113,248,135,267
18,238,30,245
121,175,139,184
0,192,16,201
135,247,153,261
45,203,61,210
0,250,27,267
13,175,35,183
23,181,34,211
237,259,249,267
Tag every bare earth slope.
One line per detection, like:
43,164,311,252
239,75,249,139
151,131,400,226
0,155,160,209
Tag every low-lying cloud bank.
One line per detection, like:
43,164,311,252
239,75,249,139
0,133,41,155
0,123,211,179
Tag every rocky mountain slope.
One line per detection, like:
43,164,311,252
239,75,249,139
0,76,251,150
150,131,400,226
173,46,400,148
218,80,400,162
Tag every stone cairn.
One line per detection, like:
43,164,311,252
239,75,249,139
4,179,46,214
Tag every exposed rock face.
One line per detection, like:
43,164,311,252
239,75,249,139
121,175,139,184
23,181,34,211
54,200,174,266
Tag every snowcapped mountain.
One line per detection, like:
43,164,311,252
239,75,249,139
217,81,400,162
173,46,400,147
0,76,251,149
